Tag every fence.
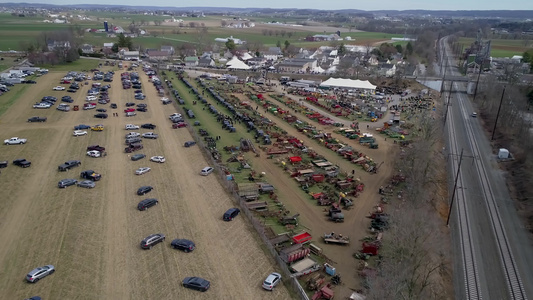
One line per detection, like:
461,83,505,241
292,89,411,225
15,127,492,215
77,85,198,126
163,71,310,300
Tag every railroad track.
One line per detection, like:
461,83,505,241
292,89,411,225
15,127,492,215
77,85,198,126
443,46,528,299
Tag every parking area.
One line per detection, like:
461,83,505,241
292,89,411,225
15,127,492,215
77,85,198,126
0,66,291,299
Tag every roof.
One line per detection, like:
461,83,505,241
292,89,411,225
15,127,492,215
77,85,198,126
226,57,250,70
320,78,377,90
185,56,198,62
147,50,169,57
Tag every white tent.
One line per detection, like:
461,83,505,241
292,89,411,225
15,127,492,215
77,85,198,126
226,57,250,70
320,78,377,91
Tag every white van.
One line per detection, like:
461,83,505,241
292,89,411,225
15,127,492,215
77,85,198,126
200,167,214,176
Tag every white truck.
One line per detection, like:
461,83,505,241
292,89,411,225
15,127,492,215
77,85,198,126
4,137,27,145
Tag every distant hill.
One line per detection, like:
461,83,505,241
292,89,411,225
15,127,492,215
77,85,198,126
1,3,532,19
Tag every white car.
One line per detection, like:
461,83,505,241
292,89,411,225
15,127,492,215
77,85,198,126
262,272,282,290
86,150,101,157
472,112,477,117
142,132,158,139
73,130,88,136
86,96,97,102
125,132,140,138
135,167,151,175
169,113,182,119
150,156,165,163
125,124,139,130
4,137,27,145
200,167,214,176
53,86,65,91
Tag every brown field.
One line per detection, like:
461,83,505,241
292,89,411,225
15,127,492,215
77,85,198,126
0,68,292,299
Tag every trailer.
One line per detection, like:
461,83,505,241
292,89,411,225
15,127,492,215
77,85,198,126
323,232,350,245
290,257,321,277
280,243,310,263
292,231,312,244
245,201,268,211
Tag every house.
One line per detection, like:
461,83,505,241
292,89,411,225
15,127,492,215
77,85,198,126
247,57,267,67
161,45,175,55
379,63,396,77
81,44,94,54
214,36,245,45
367,55,379,66
198,57,215,68
184,56,199,67
146,50,169,61
311,34,340,41
47,40,71,52
120,50,140,61
276,58,317,73
201,51,220,60
264,47,284,61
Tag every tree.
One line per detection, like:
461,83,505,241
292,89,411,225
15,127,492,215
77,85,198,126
287,32,293,38
395,44,403,54
276,40,281,48
262,29,268,36
225,39,236,53
284,40,290,50
338,43,346,56
221,20,227,27
406,42,414,55
116,33,133,50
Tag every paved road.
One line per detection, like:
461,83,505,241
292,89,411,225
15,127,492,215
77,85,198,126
442,38,533,299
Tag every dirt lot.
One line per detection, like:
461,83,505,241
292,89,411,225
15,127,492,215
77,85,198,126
0,69,292,299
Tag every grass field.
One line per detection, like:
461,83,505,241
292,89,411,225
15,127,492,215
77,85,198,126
458,37,532,58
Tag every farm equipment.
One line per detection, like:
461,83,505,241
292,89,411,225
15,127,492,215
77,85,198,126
323,232,350,245
331,274,342,285
290,257,321,278
329,212,344,223
311,283,334,300
306,274,326,291
292,231,312,244
280,243,310,263
279,213,299,225
340,197,353,209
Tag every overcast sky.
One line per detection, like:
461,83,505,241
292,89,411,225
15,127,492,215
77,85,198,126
6,0,533,10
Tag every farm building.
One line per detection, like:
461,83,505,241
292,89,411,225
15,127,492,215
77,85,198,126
320,78,377,92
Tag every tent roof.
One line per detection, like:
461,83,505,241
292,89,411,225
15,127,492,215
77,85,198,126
226,57,250,70
320,78,377,90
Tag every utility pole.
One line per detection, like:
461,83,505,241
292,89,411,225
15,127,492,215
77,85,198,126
472,64,483,102
491,86,506,141
447,148,464,226
444,81,454,124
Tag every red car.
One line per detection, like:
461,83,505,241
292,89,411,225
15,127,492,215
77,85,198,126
62,80,71,84
172,122,187,129
124,108,135,113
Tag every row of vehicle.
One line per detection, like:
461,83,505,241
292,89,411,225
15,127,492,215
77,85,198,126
0,158,32,168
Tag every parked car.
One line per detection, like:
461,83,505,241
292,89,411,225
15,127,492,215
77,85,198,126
184,141,196,147
200,166,213,176
137,185,153,195
126,112,137,117
94,113,108,119
125,124,139,130
125,137,142,145
125,102,135,107
171,239,195,253
96,108,107,112
125,143,143,153
24,80,37,84
150,156,165,163
124,108,135,113
137,103,147,108
58,160,81,171
87,145,105,152
173,122,187,129
182,277,210,292
57,103,70,111
33,102,51,109
13,158,31,168
169,113,182,119
472,112,477,117
0,160,8,168
67,89,77,93
131,153,146,161
80,170,101,181
87,150,101,157
135,167,151,175
91,125,104,131
142,132,158,139
140,233,165,249
110,103,117,109
137,198,158,211
72,130,87,137
74,124,91,130
62,96,73,103
161,97,171,104
141,123,156,129
58,178,77,188
25,265,55,283
77,180,96,189
223,208,240,221
53,86,65,91
27,116,47,122
136,107,147,112
126,132,140,138
262,272,282,291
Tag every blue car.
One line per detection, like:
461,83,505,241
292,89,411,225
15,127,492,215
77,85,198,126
74,124,91,130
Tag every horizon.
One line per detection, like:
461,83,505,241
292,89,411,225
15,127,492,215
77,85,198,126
3,0,533,11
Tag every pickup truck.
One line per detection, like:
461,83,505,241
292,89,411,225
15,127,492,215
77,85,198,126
4,137,27,145
58,160,81,171
125,143,143,153
13,158,31,168
80,170,101,181
27,116,47,122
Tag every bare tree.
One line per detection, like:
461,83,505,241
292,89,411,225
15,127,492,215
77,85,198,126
221,20,227,27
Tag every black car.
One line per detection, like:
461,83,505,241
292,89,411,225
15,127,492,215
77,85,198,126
67,89,77,93
61,96,73,103
141,123,156,129
96,108,107,112
131,153,146,161
136,103,147,108
140,233,165,249
27,116,47,122
223,208,240,221
13,158,31,168
24,80,37,84
74,124,91,130
94,113,108,119
110,103,117,109
125,102,135,107
80,170,101,181
137,185,153,195
171,239,195,253
182,277,210,292
137,198,158,211
136,107,147,112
